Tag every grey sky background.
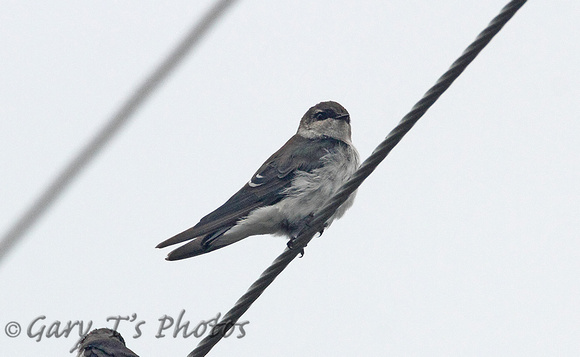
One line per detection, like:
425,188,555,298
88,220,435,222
1,1,579,356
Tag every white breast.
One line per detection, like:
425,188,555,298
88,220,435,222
277,143,360,233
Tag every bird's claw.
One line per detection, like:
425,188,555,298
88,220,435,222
317,223,328,237
287,238,305,258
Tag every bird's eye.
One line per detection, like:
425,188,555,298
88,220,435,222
314,112,328,120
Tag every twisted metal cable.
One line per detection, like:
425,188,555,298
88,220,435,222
0,0,238,266
189,1,527,355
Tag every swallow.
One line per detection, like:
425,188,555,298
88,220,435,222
76,328,139,357
157,101,359,260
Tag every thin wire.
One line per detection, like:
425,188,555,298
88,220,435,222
188,1,527,356
0,0,238,266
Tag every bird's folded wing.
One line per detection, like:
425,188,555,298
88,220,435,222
156,135,344,248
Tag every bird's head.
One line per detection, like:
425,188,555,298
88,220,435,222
297,101,352,143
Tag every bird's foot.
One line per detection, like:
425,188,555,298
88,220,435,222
287,238,305,258
316,222,329,237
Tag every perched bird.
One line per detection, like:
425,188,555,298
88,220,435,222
157,101,359,260
76,328,139,357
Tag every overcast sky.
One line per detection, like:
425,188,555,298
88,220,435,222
1,1,579,356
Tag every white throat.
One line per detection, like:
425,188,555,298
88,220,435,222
297,119,352,144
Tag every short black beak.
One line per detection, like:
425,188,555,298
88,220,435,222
335,113,350,123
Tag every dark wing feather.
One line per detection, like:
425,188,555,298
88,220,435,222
156,135,342,249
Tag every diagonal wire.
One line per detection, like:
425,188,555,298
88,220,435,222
188,0,527,356
0,0,238,266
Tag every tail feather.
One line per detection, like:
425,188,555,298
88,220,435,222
165,237,240,262
156,226,202,249
164,227,237,261
165,238,215,260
